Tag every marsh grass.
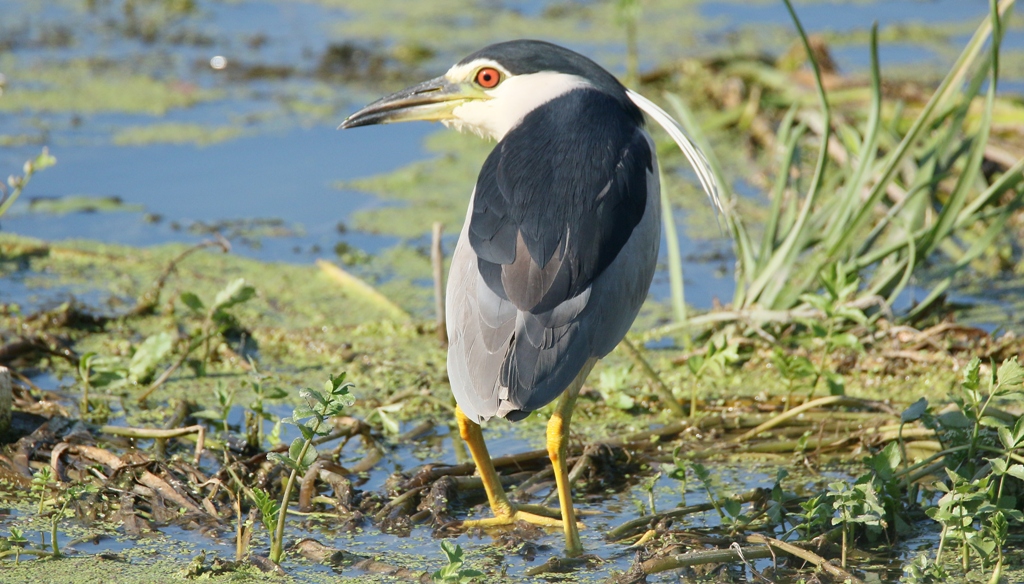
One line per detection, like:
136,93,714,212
655,0,1023,340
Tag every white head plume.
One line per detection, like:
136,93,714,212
626,89,723,215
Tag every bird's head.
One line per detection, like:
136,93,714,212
340,39,636,141
341,39,722,213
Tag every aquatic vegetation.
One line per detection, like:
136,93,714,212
0,149,56,219
0,58,222,116
26,195,143,215
431,541,484,583
261,373,353,564
2,1,1024,582
658,0,1024,344
112,123,244,147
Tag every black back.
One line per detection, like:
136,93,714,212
469,87,651,319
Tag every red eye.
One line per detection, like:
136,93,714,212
475,67,501,88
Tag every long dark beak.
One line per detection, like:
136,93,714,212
340,76,481,129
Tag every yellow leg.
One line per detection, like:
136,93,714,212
455,406,513,517
548,384,583,557
455,406,563,528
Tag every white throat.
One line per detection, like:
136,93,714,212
444,71,591,141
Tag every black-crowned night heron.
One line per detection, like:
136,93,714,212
342,39,719,556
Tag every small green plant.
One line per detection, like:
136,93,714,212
192,381,236,433
821,442,904,568
30,466,54,515
661,446,688,506
431,541,483,583
0,527,28,564
902,552,949,584
244,372,287,450
794,262,867,399
829,479,886,568
260,373,353,565
771,348,816,411
0,148,56,218
685,340,738,418
639,472,661,515
251,486,280,550
596,365,636,411
921,357,1024,576
179,277,257,376
46,483,96,558
689,462,746,529
986,416,1024,578
928,469,996,572
953,357,1024,475
791,493,830,540
138,278,257,402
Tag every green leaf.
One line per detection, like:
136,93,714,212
829,332,862,351
251,487,279,532
180,292,204,313
212,278,256,312
901,397,928,423
128,331,175,384
998,426,1014,450
291,404,316,421
301,388,328,407
264,386,289,400
799,293,829,312
870,441,902,480
1006,464,1024,482
937,410,973,429
825,372,845,396
990,457,1009,475
834,306,868,325
78,352,97,380
963,357,981,390
997,357,1024,389
723,499,742,518
377,408,400,435
190,409,224,421
440,540,461,564
979,415,1008,429
690,462,711,483
323,401,349,417
288,436,315,469
686,355,704,375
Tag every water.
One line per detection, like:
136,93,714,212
0,5,1018,576
2,0,1020,316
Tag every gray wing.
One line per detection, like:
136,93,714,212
447,98,662,423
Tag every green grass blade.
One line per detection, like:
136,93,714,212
823,24,883,250
660,166,689,337
826,0,1013,258
743,0,832,308
757,121,803,274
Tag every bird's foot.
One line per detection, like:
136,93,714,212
460,503,582,530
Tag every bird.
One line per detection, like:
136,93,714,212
341,39,719,556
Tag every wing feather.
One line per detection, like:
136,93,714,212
449,88,658,423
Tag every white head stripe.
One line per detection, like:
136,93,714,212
445,71,591,141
